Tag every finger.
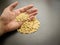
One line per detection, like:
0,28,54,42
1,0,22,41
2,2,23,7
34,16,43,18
28,16,34,21
5,20,22,32
19,4,34,12
26,8,37,14
8,1,18,10
29,11,38,17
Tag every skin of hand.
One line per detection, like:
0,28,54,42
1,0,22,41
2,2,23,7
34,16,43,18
0,1,38,35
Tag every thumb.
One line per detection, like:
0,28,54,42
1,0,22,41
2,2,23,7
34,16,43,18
8,1,18,10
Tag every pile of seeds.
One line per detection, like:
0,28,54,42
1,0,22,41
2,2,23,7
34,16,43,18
16,13,40,34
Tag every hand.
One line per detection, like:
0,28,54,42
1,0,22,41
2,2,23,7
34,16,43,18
0,1,38,34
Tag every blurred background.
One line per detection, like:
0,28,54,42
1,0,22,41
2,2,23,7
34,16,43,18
0,0,60,45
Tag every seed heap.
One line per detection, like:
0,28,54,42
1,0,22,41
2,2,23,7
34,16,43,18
16,13,29,22
16,13,40,34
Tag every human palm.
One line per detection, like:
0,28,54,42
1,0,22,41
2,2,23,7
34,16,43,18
0,1,38,33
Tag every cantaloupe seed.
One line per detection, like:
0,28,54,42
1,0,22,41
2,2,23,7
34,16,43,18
16,13,40,34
